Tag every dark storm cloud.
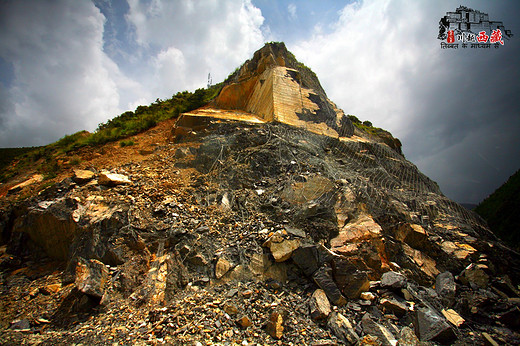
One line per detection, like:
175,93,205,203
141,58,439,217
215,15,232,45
403,3,520,203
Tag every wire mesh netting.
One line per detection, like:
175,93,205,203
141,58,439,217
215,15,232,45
196,118,488,241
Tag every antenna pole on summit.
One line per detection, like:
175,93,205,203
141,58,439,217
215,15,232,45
207,73,212,89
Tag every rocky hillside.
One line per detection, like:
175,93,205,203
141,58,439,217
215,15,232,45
0,42,519,345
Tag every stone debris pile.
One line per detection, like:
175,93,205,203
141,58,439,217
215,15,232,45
1,121,518,345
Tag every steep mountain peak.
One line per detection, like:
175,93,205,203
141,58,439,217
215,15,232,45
226,42,324,95
181,42,354,138
230,42,291,82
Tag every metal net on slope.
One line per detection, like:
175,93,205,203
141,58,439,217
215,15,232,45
199,118,489,241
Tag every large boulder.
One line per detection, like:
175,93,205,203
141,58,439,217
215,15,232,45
75,258,109,299
435,271,456,307
332,257,370,299
414,306,456,343
98,171,131,186
73,169,95,184
263,231,300,262
380,271,407,289
327,311,359,345
309,289,331,321
361,313,397,346
312,266,347,306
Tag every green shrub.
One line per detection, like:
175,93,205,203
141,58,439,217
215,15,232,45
52,131,89,153
2,70,226,182
347,115,361,124
120,140,135,147
69,156,81,165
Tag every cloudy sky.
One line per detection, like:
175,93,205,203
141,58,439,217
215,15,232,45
0,0,519,204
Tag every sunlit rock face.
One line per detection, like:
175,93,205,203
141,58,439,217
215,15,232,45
186,42,354,138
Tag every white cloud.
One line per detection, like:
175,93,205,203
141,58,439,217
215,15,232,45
0,0,267,147
0,0,123,146
292,0,435,138
288,3,297,20
153,47,187,96
125,0,266,99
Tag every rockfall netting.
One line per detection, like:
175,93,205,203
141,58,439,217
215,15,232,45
197,120,489,241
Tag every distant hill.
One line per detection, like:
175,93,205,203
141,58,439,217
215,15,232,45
0,147,39,181
0,147,38,169
475,169,520,251
460,203,477,210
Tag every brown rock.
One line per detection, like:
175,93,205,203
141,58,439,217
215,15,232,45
40,283,61,295
327,311,359,345
188,253,208,266
397,326,421,346
414,306,456,343
250,253,288,283
313,266,347,306
481,332,499,346
213,45,346,137
174,147,195,158
380,297,407,317
8,174,44,194
281,175,335,205
395,223,428,248
215,257,231,279
463,263,489,288
330,215,382,252
242,289,253,298
435,271,456,307
237,315,253,328
358,335,380,345
441,309,465,327
224,303,238,315
263,231,300,262
266,311,284,339
361,313,396,346
309,289,331,321
380,271,407,289
75,258,109,298
269,239,300,262
402,243,440,279
29,287,40,298
441,241,476,261
332,258,370,299
73,169,95,184
360,292,376,301
98,171,130,186
11,202,81,260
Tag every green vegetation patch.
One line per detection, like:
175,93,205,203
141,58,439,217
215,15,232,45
348,115,389,136
0,83,224,184
475,169,520,251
